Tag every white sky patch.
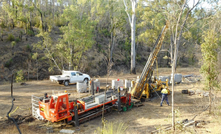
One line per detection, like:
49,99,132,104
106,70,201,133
188,0,219,11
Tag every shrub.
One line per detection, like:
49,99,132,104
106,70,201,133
95,121,127,134
55,18,66,27
4,58,13,68
0,21,7,28
27,29,35,36
15,37,20,42
26,44,31,52
16,70,24,83
11,41,16,48
7,34,15,41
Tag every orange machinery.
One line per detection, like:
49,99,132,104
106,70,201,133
38,90,131,123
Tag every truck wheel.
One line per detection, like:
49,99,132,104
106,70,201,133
64,81,69,86
84,78,89,84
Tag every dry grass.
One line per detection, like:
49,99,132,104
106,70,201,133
0,68,221,134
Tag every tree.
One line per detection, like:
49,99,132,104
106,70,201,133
59,3,95,70
123,0,138,74
35,31,62,72
200,30,220,114
164,0,201,130
32,52,39,81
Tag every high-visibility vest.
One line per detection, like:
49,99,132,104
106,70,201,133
161,88,168,94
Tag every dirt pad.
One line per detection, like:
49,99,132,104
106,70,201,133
0,68,221,134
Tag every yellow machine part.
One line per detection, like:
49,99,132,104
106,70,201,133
139,79,170,98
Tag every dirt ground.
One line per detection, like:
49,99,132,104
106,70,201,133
0,68,221,134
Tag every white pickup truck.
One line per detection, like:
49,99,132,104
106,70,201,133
49,70,90,86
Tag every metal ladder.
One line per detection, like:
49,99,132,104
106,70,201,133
31,95,43,120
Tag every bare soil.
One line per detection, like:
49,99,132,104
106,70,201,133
0,68,221,134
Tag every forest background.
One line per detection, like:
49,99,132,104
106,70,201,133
0,0,220,82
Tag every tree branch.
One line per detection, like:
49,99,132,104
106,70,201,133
123,0,132,27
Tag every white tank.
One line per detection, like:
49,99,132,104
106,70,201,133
112,79,123,89
125,79,131,88
77,82,87,93
170,74,182,84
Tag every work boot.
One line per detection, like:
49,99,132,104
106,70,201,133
160,105,162,107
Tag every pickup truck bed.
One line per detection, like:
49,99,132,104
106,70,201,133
50,75,70,82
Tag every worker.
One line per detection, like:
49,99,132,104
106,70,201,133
160,87,170,106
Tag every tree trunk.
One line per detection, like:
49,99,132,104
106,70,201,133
68,41,73,70
209,66,212,114
123,0,137,74
37,60,38,81
171,62,175,131
171,41,178,131
52,0,55,20
131,0,136,74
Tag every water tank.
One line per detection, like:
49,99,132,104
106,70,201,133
170,74,182,84
112,79,123,89
77,82,87,93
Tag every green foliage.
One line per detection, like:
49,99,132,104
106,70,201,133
200,30,220,90
101,29,111,37
55,17,66,27
27,29,35,36
58,3,96,69
15,70,24,83
11,41,16,48
14,37,20,42
32,52,38,60
7,34,15,41
26,44,31,52
4,59,13,68
0,21,7,28
137,1,167,46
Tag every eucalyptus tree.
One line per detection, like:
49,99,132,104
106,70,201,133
90,0,127,75
138,0,204,130
58,1,95,70
123,0,138,74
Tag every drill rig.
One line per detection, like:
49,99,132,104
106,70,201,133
32,89,131,124
131,23,170,100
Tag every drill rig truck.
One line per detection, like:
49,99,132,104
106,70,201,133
32,89,131,124
131,22,170,100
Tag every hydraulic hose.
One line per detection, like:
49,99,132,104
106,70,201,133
6,74,22,134
6,98,22,134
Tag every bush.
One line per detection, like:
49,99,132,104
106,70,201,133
27,29,35,36
16,70,24,83
4,59,13,68
15,37,20,42
55,18,66,27
26,44,31,52
0,21,7,28
7,34,15,41
11,41,16,48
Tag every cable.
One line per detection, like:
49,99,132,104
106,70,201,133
7,98,22,134
6,74,22,134
9,106,31,117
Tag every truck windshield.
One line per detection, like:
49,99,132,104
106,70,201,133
76,72,83,76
